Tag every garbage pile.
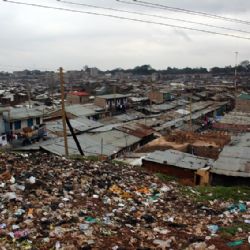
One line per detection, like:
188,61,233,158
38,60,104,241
0,152,249,249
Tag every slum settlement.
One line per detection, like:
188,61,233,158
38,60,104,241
0,68,249,249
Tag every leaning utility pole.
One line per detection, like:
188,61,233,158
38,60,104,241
59,67,69,156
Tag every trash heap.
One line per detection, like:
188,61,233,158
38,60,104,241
0,152,249,249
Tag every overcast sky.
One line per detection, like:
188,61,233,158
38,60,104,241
1,0,250,71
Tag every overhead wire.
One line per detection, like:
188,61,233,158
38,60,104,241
55,0,250,35
2,0,250,40
120,0,250,26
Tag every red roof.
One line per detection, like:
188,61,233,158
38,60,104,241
69,91,90,97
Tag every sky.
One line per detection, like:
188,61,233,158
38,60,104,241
1,0,250,71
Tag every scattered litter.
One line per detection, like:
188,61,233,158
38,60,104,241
227,239,244,247
207,225,219,235
0,151,248,249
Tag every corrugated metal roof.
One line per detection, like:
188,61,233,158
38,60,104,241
212,157,250,177
68,91,90,97
219,112,250,125
41,130,141,157
46,117,103,134
89,123,123,132
89,130,140,149
65,104,97,117
129,97,149,102
41,136,117,157
96,94,130,99
211,138,250,177
238,93,250,100
117,123,154,138
151,103,178,112
231,133,250,147
3,107,43,121
115,111,144,122
144,150,213,170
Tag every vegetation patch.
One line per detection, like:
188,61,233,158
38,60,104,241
155,173,179,182
180,185,250,202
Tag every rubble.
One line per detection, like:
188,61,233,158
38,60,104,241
0,152,249,249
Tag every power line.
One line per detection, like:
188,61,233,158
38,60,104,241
56,0,250,35
2,0,250,41
119,0,250,26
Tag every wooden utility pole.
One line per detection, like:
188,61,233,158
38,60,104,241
27,83,31,108
50,73,55,110
113,84,117,113
59,67,69,156
189,96,193,132
234,52,239,107
150,82,153,115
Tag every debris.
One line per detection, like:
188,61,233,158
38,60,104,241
28,176,36,184
153,239,172,249
227,203,247,213
0,151,249,249
227,239,244,247
207,225,219,235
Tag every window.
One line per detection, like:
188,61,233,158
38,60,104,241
36,117,40,125
27,118,33,127
14,120,21,130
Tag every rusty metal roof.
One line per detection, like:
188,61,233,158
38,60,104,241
116,123,154,138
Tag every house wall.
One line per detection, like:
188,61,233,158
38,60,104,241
95,97,128,111
11,116,43,133
211,174,250,186
0,114,5,134
44,110,76,122
67,94,89,105
148,91,164,104
187,144,221,160
235,99,250,113
142,160,195,185
94,97,106,109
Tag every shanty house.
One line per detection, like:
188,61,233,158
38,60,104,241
94,94,129,113
211,133,250,186
148,90,173,104
142,150,213,185
67,91,90,105
3,107,44,134
235,93,250,113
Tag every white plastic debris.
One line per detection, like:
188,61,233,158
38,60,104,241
160,186,171,192
10,176,15,184
28,176,36,184
153,239,172,249
55,241,61,250
0,183,6,188
3,192,17,201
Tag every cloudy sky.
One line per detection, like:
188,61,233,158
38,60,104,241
1,0,250,71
